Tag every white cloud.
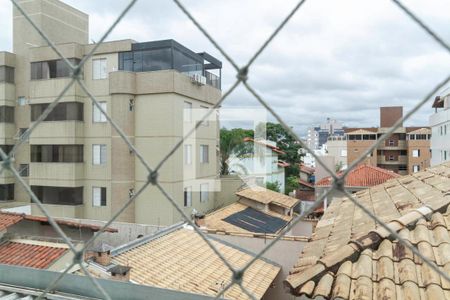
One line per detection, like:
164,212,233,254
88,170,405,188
1,0,449,135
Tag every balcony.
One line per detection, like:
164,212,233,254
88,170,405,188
29,162,84,187
430,108,450,127
29,121,84,144
0,123,15,144
378,140,406,150
377,155,408,165
30,203,84,218
29,78,84,101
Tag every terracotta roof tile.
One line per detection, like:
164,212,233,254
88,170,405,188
0,214,23,231
315,164,400,187
0,240,68,269
113,227,280,299
285,162,450,299
299,164,315,175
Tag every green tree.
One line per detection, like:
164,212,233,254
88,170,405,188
219,128,253,175
285,175,300,195
265,181,281,192
255,122,303,177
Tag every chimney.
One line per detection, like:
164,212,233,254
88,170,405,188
194,212,205,227
380,106,403,128
109,265,131,282
91,242,113,266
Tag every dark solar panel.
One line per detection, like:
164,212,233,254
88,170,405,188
222,207,288,234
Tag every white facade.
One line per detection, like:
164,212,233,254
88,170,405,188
325,136,348,170
228,140,286,193
430,93,450,166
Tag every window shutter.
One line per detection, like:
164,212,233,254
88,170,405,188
101,187,107,206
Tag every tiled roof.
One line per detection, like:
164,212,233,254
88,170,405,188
243,137,286,155
204,202,292,234
277,160,290,168
315,164,400,187
236,186,299,209
0,214,23,231
299,179,315,189
345,128,378,134
300,164,315,175
285,162,450,298
113,227,280,299
0,240,68,269
406,127,431,134
0,212,118,233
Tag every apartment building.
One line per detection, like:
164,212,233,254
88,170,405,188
346,106,430,175
324,135,347,170
306,117,344,150
0,0,222,225
430,93,450,166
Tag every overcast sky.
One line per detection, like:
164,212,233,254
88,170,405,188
1,0,450,136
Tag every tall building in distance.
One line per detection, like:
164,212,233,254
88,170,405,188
430,93,450,166
306,118,344,150
0,0,222,225
346,106,431,175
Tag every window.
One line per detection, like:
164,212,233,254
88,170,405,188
444,151,448,161
31,102,83,122
0,66,14,83
31,145,83,163
92,187,107,207
184,187,192,207
340,149,347,157
92,144,107,165
0,106,14,123
184,102,192,122
200,105,209,126
0,145,13,160
413,165,420,173
0,184,14,200
200,145,209,163
31,58,80,80
388,140,395,146
184,144,192,164
412,149,420,158
200,183,209,203
400,150,407,156
399,165,408,171
93,102,107,122
17,96,27,106
389,155,395,161
31,186,83,205
19,164,28,177
93,58,108,79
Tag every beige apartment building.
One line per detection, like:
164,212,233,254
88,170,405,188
0,0,222,225
346,106,430,175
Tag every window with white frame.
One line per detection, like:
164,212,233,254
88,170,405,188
412,149,420,158
93,102,107,122
92,144,106,165
184,187,192,207
200,105,209,126
200,183,209,203
340,149,347,157
200,145,209,163
413,165,420,173
92,187,106,207
184,144,192,164
184,101,192,122
92,58,107,80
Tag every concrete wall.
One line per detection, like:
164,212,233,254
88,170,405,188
209,233,306,300
215,175,244,209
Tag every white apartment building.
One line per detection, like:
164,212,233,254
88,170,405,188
228,138,287,193
430,93,450,166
